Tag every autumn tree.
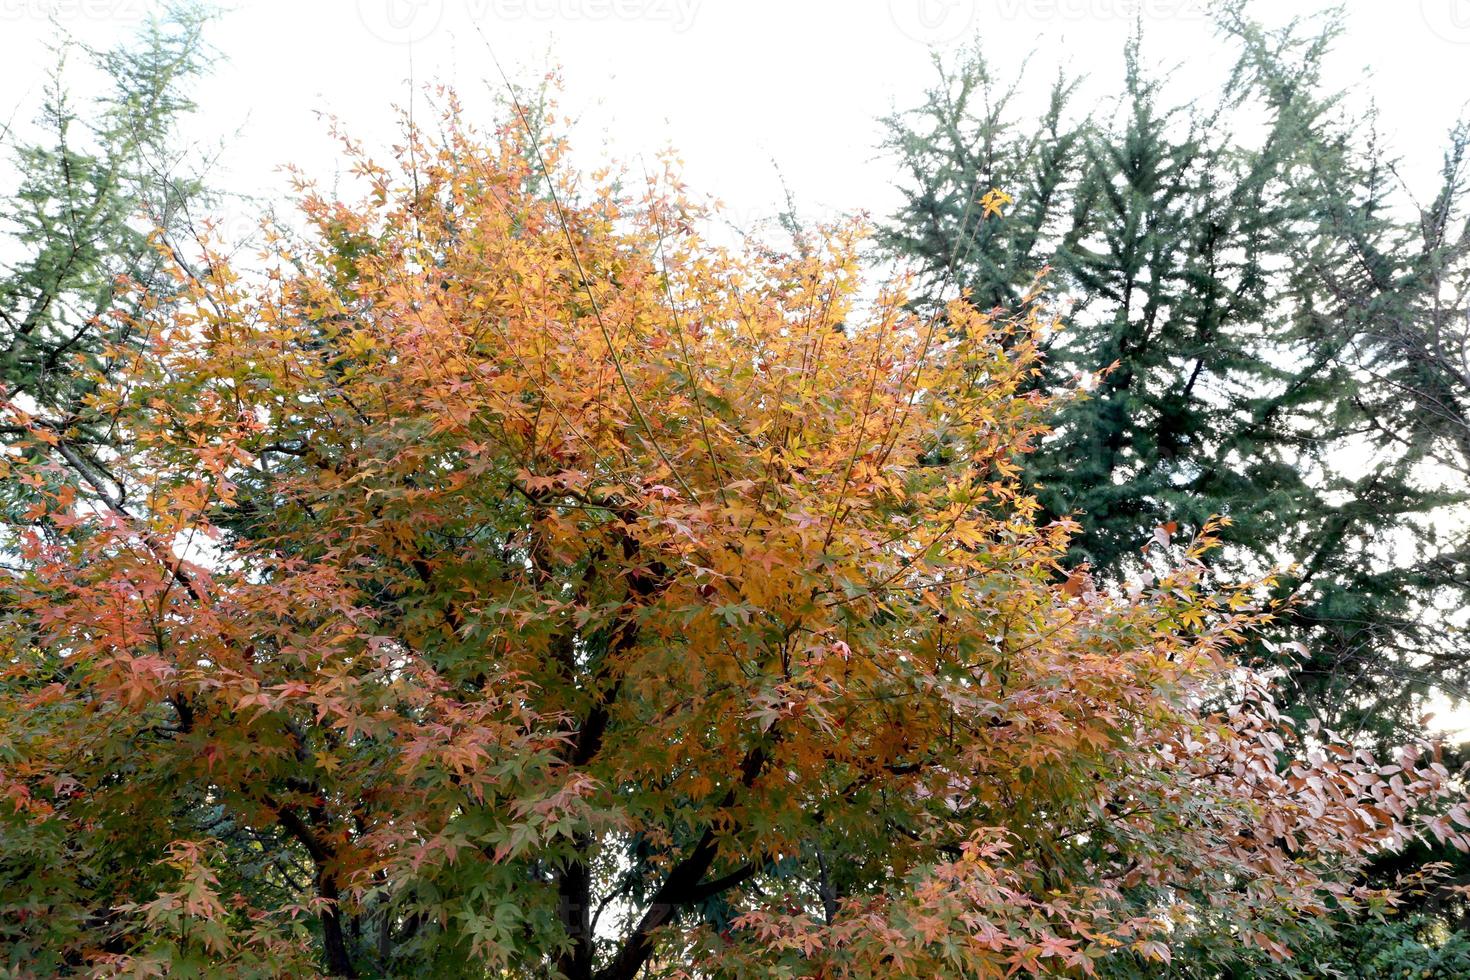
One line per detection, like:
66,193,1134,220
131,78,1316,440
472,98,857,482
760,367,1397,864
4,98,1470,978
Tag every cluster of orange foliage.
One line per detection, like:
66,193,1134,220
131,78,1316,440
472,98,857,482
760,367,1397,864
2,97,1468,978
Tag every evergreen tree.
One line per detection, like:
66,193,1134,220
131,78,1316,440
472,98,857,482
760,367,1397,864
0,5,217,522
879,7,1469,745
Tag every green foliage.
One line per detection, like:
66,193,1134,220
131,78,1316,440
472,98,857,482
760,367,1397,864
879,5,1470,746
1291,912,1470,979
0,3,215,522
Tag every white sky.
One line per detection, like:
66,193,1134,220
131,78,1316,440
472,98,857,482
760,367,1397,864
3,0,1469,732
3,0,1468,234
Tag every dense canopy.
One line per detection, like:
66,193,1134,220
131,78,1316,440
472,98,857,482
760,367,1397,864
3,98,1469,978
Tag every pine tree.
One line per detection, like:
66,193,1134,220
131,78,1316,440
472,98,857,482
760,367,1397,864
879,8,1469,745
0,5,217,523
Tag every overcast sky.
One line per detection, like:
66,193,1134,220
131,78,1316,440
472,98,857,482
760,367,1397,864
3,0,1469,235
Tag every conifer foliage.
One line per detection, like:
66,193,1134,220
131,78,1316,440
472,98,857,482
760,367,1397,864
0,6,215,519
879,8,1470,743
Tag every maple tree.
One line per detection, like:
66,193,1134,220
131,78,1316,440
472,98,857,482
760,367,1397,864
4,98,1470,978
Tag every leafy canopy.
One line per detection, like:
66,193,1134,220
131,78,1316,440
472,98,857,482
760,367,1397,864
3,98,1470,979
